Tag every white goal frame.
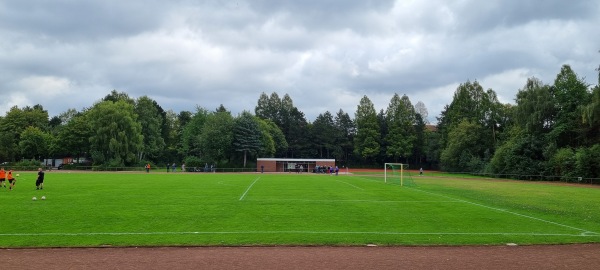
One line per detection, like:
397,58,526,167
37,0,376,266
384,163,408,186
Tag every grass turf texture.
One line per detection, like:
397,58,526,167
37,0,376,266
1,171,599,247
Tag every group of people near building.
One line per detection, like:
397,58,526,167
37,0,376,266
314,165,339,175
0,167,45,191
294,164,305,173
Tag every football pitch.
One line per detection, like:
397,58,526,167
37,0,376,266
1,171,599,247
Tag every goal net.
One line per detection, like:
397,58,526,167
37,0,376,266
384,163,415,187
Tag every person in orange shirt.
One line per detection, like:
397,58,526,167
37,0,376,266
0,167,6,188
7,169,16,190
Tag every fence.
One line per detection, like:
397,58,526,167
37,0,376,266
440,172,599,185
7,165,258,173
7,165,599,185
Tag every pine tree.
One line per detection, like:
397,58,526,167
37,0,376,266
233,111,263,167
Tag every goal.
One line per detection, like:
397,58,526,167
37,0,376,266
384,163,415,186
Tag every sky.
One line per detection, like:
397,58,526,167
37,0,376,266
1,0,599,123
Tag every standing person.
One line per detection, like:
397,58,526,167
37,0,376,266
181,163,186,172
7,169,16,191
145,163,150,173
36,167,45,190
419,167,423,176
261,165,264,173
0,167,6,188
172,163,176,172
335,166,339,176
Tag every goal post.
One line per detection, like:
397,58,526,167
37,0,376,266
384,163,414,186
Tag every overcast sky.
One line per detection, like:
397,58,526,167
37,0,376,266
1,0,599,123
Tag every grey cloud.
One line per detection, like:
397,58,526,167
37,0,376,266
0,0,167,40
1,0,599,123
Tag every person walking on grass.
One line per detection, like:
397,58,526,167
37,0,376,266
0,167,6,188
36,167,45,190
7,169,16,190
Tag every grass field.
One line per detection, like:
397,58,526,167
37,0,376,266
1,170,599,247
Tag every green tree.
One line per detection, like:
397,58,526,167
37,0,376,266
440,120,486,172
413,113,426,166
489,126,546,176
135,96,166,162
354,95,381,161
257,118,288,158
385,94,416,162
0,117,15,162
312,111,336,158
550,65,589,148
215,104,229,114
495,77,556,176
333,109,355,163
424,128,441,169
1,105,49,137
280,95,310,157
56,112,92,162
0,105,49,161
582,86,600,145
103,90,134,105
437,81,501,171
255,92,310,157
181,108,209,158
160,109,181,163
256,119,276,158
376,109,388,163
233,111,263,167
198,111,234,164
255,92,283,127
18,126,51,160
87,100,143,166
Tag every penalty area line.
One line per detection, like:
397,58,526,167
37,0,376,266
335,180,365,190
409,188,599,235
239,177,260,201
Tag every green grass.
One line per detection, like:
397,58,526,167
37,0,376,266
1,171,599,247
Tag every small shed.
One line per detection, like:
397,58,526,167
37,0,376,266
257,158,335,173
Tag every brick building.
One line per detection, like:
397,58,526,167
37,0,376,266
256,158,335,173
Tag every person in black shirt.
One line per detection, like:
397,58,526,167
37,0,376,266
36,167,45,190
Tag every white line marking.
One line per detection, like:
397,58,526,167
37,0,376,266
335,180,365,190
239,177,260,201
0,231,597,237
246,199,459,203
409,187,599,235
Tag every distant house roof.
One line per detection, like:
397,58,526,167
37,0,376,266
425,125,438,132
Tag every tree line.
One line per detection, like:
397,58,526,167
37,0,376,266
0,64,598,180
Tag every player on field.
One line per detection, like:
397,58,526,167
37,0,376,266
36,167,45,190
0,167,6,188
7,169,16,190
